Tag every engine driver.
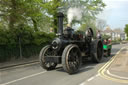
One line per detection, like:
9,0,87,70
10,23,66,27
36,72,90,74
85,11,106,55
63,24,74,38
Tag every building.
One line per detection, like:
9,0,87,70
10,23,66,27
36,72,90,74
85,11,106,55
120,32,127,40
102,26,127,40
102,26,115,40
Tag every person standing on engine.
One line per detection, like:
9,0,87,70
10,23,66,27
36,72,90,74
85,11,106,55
97,30,102,39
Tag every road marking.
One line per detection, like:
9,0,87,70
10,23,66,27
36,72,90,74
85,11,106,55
98,47,128,83
79,74,99,85
0,62,39,71
98,47,124,73
87,74,99,82
107,70,128,80
79,82,85,85
95,74,100,77
0,71,47,85
98,46,122,73
87,77,95,82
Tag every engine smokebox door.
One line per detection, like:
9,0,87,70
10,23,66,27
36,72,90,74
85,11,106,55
45,56,61,64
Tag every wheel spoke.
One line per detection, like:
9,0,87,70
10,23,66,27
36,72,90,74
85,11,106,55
40,46,57,70
67,47,80,71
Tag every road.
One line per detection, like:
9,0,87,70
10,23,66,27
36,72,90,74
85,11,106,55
0,43,128,85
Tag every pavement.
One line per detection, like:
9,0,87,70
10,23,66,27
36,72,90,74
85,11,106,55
0,43,128,85
97,46,128,84
0,57,38,69
108,47,128,79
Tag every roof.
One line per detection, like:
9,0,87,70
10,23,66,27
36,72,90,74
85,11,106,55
102,27,124,34
103,26,113,33
113,29,123,34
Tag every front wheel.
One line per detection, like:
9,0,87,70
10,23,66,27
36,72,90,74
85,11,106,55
39,45,57,70
62,44,81,74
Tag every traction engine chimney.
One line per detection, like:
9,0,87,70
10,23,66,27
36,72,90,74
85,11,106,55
57,12,64,36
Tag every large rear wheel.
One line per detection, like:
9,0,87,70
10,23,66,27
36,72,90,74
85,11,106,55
91,40,103,63
62,44,81,74
39,45,57,70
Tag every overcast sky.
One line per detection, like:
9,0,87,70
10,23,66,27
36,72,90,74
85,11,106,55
97,0,128,29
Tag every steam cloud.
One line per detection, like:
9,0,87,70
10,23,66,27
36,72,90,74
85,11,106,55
67,7,83,25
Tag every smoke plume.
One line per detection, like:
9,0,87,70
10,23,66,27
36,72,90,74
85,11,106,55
67,7,83,25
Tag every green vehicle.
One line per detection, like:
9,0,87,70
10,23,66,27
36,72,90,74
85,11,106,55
103,39,112,57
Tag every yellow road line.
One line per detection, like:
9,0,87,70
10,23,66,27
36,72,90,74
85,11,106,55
98,47,128,83
98,47,124,73
107,70,128,80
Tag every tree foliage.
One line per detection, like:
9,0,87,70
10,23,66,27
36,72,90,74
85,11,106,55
102,34,111,39
0,0,105,32
124,24,128,37
96,19,107,30
0,0,51,32
64,0,105,33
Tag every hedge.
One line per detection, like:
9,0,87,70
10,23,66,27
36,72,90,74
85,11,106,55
0,44,45,62
0,27,55,62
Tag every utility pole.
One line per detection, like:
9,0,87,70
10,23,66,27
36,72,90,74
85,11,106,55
19,36,22,59
18,24,23,59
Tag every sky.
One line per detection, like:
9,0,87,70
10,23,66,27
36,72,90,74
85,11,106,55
97,0,128,30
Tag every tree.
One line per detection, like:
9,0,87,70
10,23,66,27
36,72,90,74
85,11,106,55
0,0,105,33
36,0,62,33
124,24,128,37
96,19,107,30
63,0,106,32
0,0,51,32
0,0,14,29
78,20,97,38
102,34,111,39
37,0,105,33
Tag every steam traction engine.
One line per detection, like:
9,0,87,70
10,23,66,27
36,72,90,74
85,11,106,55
39,12,103,74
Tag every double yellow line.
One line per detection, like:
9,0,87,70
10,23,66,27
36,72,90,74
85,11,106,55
98,47,128,83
